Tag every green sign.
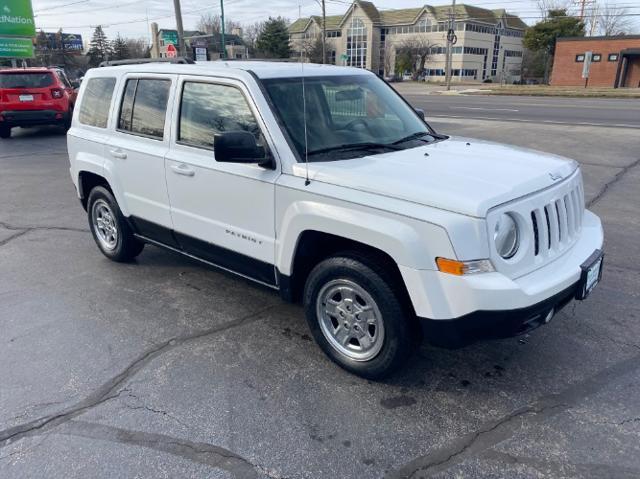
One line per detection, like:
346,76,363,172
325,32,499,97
161,30,178,46
0,0,36,37
0,37,34,58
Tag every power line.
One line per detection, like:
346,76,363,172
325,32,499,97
34,0,91,13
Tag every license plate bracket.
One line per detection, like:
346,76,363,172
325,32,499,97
576,249,603,300
19,94,34,102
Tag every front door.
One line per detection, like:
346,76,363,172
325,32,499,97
164,76,280,286
106,74,177,244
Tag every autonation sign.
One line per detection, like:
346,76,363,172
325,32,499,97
0,0,36,37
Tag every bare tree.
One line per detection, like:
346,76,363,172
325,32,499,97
196,13,240,35
396,37,433,80
597,2,635,36
536,0,574,18
383,46,394,77
243,21,265,51
125,38,150,58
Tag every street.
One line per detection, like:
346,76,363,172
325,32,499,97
1,94,640,479
399,88,640,128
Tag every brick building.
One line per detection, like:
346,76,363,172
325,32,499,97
289,1,526,83
550,36,640,88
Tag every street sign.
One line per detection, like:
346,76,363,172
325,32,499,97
166,43,177,58
0,0,35,37
195,47,207,62
0,37,33,58
582,51,592,79
161,30,178,46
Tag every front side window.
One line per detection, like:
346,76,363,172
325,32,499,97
179,82,262,150
118,78,171,139
78,77,116,128
263,74,440,162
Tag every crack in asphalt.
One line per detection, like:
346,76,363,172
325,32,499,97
0,305,276,451
587,157,640,208
0,229,29,247
56,421,285,479
0,221,88,235
386,352,640,478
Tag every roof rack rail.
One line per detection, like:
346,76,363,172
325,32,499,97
98,57,195,67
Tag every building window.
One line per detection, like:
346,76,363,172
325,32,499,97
575,54,585,62
346,17,367,69
592,53,602,62
608,53,619,62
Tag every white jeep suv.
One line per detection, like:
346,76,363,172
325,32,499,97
67,61,604,378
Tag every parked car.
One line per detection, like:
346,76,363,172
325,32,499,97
67,61,604,378
0,67,78,139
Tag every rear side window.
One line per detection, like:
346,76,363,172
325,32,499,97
79,77,116,128
178,82,262,149
118,78,171,139
0,72,54,88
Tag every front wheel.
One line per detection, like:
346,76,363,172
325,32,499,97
303,253,417,379
87,186,144,262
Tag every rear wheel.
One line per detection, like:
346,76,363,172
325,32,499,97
303,253,417,379
0,126,11,139
87,186,144,262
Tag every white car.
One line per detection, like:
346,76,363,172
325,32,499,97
67,61,604,378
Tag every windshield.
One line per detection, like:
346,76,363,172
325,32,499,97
262,74,440,161
0,72,54,89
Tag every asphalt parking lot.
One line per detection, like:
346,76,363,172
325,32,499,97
1,100,639,478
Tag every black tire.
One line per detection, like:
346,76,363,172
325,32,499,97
303,252,417,379
0,127,11,139
63,108,73,131
87,186,144,262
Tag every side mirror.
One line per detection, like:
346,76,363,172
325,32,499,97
213,131,273,168
415,108,425,120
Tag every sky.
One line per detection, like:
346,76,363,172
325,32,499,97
31,0,639,43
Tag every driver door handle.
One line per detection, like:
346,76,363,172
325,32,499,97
170,164,195,177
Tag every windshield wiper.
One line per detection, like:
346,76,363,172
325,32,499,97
391,131,434,145
307,142,402,156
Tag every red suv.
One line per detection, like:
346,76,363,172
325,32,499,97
0,67,78,139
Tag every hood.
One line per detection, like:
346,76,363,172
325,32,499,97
293,137,579,217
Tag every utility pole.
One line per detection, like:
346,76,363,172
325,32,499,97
321,0,326,64
220,0,226,59
445,0,456,91
172,0,186,57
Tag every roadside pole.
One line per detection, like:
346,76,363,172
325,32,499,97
445,0,457,91
220,0,226,59
322,0,326,64
172,0,187,57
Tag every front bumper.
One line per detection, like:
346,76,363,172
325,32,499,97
1,110,68,127
400,209,604,347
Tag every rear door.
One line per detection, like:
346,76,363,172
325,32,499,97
105,74,177,244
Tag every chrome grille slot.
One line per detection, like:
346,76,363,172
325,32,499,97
491,168,585,279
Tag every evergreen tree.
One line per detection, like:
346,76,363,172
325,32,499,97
523,10,585,83
255,17,291,59
87,26,112,67
112,35,129,60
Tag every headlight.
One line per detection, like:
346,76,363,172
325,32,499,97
494,213,519,259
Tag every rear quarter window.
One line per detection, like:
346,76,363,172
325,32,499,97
0,72,54,88
79,77,116,128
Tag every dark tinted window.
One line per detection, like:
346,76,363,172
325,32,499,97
79,77,116,128
118,78,171,139
0,72,54,88
179,82,262,149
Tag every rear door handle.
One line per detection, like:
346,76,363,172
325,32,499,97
109,149,127,159
170,164,195,177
